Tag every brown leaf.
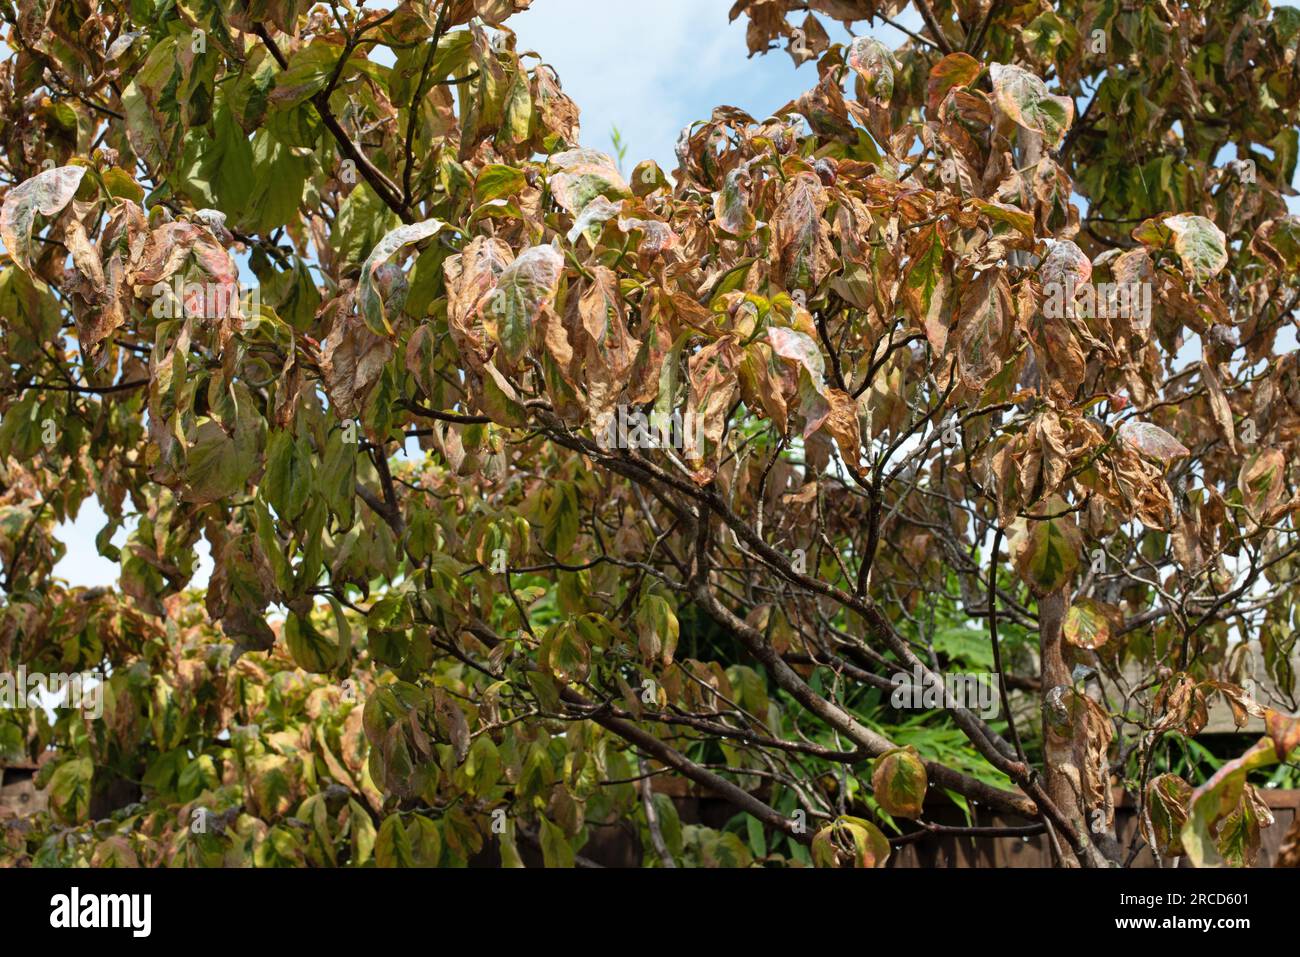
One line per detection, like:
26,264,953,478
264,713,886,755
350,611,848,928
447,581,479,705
770,171,835,291
686,336,742,482
580,266,641,434
823,388,862,470
444,236,514,369
1200,359,1238,452
1117,421,1190,462
955,269,1011,391
927,52,982,113
320,291,393,419
1238,448,1285,525
1266,709,1300,761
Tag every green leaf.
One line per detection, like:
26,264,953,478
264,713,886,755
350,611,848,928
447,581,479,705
375,814,412,867
540,481,579,559
262,429,313,521
269,41,343,110
184,419,257,504
285,611,344,673
475,163,527,203
200,103,255,213
348,800,376,866
47,756,93,825
726,663,768,717
541,621,590,684
538,814,575,868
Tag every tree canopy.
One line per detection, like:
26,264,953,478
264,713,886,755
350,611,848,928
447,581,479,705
3,0,1300,869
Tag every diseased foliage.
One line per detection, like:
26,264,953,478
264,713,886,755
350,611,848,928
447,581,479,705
2,0,1300,868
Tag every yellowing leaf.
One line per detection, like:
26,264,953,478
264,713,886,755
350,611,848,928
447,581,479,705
1238,448,1285,523
1063,598,1113,650
846,36,898,102
1142,774,1193,858
872,746,927,819
1010,505,1082,596
812,815,891,868
956,268,1011,391
1181,738,1277,868
902,223,950,355
927,52,982,112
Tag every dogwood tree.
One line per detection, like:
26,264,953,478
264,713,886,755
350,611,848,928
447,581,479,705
2,0,1299,868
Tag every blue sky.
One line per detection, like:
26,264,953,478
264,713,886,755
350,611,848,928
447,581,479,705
508,0,910,171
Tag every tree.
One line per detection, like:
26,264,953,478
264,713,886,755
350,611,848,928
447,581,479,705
1,0,1299,869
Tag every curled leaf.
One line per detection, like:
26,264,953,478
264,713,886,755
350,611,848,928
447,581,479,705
1180,737,1277,868
1237,448,1285,524
846,36,898,102
358,219,445,335
811,815,891,868
1,165,88,273
926,52,981,113
566,196,622,245
1142,773,1193,858
547,148,630,215
1117,420,1190,461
